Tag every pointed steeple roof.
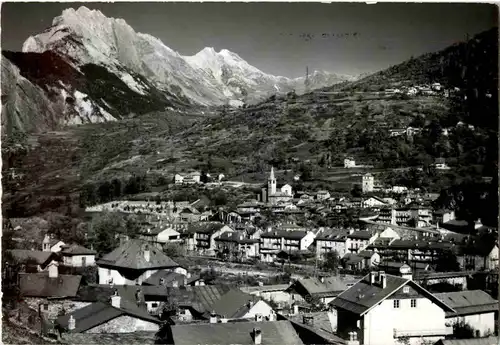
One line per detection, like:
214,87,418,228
269,166,275,180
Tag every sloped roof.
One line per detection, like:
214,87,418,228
186,222,228,234
170,320,304,345
434,290,498,317
96,239,178,270
8,249,58,266
289,276,349,297
215,232,259,244
60,244,96,256
330,273,454,316
260,230,308,240
62,332,157,345
19,273,82,298
142,270,186,286
347,231,373,240
209,288,262,318
315,229,350,241
56,298,160,333
436,337,499,345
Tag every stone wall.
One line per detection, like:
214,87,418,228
24,298,91,320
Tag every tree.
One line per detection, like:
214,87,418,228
87,212,138,254
435,250,460,272
452,320,476,339
322,250,340,274
164,242,185,258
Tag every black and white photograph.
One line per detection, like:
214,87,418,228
1,2,499,345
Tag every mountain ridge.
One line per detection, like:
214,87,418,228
22,6,354,107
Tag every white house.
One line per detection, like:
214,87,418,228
260,230,316,263
281,184,293,196
174,174,184,184
42,234,66,252
315,228,350,259
156,227,182,243
344,157,356,169
60,244,97,267
434,290,498,337
317,190,331,201
362,196,387,208
391,186,408,194
346,231,378,254
330,266,455,345
97,239,180,285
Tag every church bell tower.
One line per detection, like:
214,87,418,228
268,166,277,195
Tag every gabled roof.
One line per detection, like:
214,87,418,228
60,244,96,256
260,230,309,240
434,290,498,317
96,239,178,271
288,276,350,298
56,298,161,333
330,273,454,316
169,320,304,345
142,270,186,286
19,273,82,298
284,311,345,344
7,249,59,267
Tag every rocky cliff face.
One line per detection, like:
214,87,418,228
3,6,354,134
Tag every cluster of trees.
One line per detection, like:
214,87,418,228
86,211,141,254
80,175,150,207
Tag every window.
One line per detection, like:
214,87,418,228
410,299,417,308
393,300,400,308
152,303,158,308
403,286,410,294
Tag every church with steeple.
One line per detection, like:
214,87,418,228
260,167,293,205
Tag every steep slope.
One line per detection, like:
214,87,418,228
22,6,352,107
2,50,190,134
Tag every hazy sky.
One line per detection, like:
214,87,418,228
2,2,497,78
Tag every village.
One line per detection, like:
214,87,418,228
3,163,498,345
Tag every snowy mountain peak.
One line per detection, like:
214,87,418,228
21,6,354,107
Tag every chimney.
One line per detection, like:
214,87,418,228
303,315,314,327
68,315,76,330
111,290,121,308
379,272,387,289
172,280,179,288
268,310,276,321
159,278,165,286
210,311,217,324
253,327,262,345
220,315,228,323
293,303,299,315
48,261,59,278
369,271,376,284
144,245,150,262
319,276,325,283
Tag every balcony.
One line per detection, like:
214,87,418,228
393,327,453,338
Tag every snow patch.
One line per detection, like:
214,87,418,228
229,99,244,107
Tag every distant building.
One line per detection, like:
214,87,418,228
362,173,374,193
316,190,331,201
344,157,356,168
60,244,96,267
260,167,293,205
